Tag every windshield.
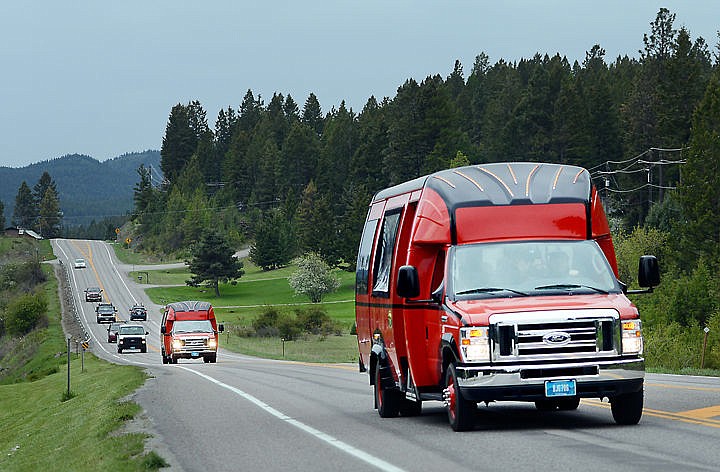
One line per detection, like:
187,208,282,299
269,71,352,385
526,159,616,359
98,306,115,314
119,326,145,335
449,240,619,299
172,320,213,334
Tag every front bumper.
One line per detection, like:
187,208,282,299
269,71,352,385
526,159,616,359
171,347,217,359
118,337,147,350
456,357,644,401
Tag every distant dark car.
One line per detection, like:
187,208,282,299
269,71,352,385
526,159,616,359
107,321,125,343
96,303,117,324
84,287,103,302
129,304,148,321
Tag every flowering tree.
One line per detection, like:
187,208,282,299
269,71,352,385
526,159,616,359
288,252,340,303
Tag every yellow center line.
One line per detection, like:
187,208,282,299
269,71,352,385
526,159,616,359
582,399,720,428
70,240,114,309
646,382,720,393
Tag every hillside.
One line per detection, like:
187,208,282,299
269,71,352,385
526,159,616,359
0,151,161,226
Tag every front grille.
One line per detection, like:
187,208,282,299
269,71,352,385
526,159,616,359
490,311,619,361
178,337,210,351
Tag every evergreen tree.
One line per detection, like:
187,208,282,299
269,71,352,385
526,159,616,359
251,138,280,205
161,103,198,183
214,106,238,161
350,96,390,192
12,181,36,229
461,52,491,145
302,93,324,135
250,208,294,270
316,101,357,204
38,186,62,238
133,164,154,216
678,68,720,267
196,129,220,187
186,231,244,297
294,180,334,258
0,200,5,229
283,94,300,122
33,171,57,207
278,121,320,195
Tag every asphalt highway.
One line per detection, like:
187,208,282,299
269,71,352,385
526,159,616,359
52,239,720,472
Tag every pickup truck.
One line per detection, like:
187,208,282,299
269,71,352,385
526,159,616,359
95,303,117,324
117,324,148,353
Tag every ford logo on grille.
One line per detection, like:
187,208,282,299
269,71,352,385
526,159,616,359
543,331,571,345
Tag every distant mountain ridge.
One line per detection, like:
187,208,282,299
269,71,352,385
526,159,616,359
0,151,161,226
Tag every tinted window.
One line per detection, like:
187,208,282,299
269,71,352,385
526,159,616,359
372,211,401,296
355,219,378,295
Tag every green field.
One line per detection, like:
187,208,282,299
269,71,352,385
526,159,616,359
127,255,360,363
141,262,357,329
0,354,162,472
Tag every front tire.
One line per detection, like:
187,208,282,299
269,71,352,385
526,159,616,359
611,388,644,425
374,365,400,418
444,364,475,431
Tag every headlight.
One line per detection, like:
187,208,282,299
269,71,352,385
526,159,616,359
621,319,643,355
460,327,490,362
172,339,183,350
208,338,217,348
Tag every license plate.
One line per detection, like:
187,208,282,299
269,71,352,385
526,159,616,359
545,379,576,397
191,352,199,357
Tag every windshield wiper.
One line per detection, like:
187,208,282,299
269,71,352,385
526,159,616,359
534,284,609,294
455,287,528,297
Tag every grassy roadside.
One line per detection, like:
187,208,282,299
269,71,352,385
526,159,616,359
0,355,161,471
1,238,168,471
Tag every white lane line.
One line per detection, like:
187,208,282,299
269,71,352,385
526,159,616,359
179,366,407,472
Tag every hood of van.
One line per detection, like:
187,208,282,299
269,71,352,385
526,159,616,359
447,294,637,326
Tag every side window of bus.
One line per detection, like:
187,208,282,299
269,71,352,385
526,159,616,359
430,250,446,295
355,219,379,295
372,210,401,297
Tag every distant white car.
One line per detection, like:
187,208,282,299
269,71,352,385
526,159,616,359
74,258,86,269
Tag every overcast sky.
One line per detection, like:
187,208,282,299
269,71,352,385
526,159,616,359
0,1,717,168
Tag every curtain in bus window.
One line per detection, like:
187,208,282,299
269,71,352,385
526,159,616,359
373,212,401,294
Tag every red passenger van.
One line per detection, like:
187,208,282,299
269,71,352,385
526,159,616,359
161,301,224,364
355,162,659,430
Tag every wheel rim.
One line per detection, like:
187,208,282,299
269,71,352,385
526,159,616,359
446,374,457,422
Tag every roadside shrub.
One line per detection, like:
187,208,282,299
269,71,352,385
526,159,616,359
252,307,282,335
644,322,702,370
276,316,301,341
295,307,338,335
252,307,299,338
4,292,48,336
252,306,341,339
